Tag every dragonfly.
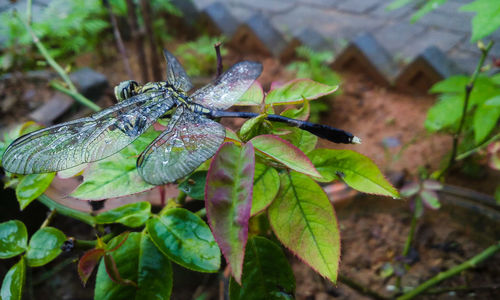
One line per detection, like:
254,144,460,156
2,50,360,186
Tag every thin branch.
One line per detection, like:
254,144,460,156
140,0,162,81
397,240,500,300
40,209,57,229
103,0,133,79
126,0,148,82
50,81,101,112
338,274,390,300
456,132,500,161
38,194,96,226
214,42,223,78
439,41,494,178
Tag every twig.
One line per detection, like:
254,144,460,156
27,0,33,25
140,0,162,81
338,274,389,300
214,42,223,78
396,199,420,291
50,81,101,112
456,132,500,161
38,194,96,226
439,41,494,178
126,0,149,82
397,240,500,300
103,0,133,79
40,209,57,229
74,233,114,250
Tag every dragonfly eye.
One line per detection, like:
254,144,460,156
114,80,140,101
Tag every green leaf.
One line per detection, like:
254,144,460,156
387,0,413,11
251,135,321,178
26,227,66,267
78,248,106,286
280,100,310,121
420,190,441,210
70,129,159,200
400,182,420,198
429,76,469,94
266,79,338,105
205,142,254,283
95,232,173,300
236,81,264,106
268,172,340,283
309,149,399,198
95,202,151,228
271,125,318,154
1,257,25,300
425,95,463,132
252,164,280,216
485,95,500,106
239,115,268,141
410,0,447,23
0,221,27,259
461,0,500,41
473,104,500,144
146,208,220,272
178,171,207,200
229,236,295,299
15,173,55,210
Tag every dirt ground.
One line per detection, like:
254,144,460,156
1,45,499,299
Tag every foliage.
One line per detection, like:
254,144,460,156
287,46,341,123
174,35,228,77
0,0,109,71
0,78,397,298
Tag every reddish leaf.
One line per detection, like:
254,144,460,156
78,248,105,286
103,253,137,287
205,142,255,283
250,135,320,177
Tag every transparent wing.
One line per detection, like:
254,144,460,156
190,61,262,110
137,106,225,185
2,91,175,174
163,49,193,92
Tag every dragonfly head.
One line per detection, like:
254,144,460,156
114,80,140,102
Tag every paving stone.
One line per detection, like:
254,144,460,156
458,37,500,58
395,46,463,92
170,0,200,26
192,0,218,10
29,93,73,125
297,0,343,9
332,32,398,86
417,11,472,34
448,49,480,74
230,6,259,22
399,29,464,59
374,21,426,54
280,27,336,63
336,0,381,14
235,0,296,14
69,68,108,100
199,2,240,38
369,1,415,19
230,13,287,57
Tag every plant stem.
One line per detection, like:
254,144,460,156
397,240,500,300
214,42,223,78
338,274,389,300
40,209,57,229
440,41,494,178
38,194,96,226
74,233,114,249
50,81,101,112
26,0,32,25
396,197,420,291
456,132,500,161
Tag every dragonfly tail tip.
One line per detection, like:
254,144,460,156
351,136,362,144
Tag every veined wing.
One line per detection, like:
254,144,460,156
137,106,225,185
190,61,262,110
2,91,175,174
164,49,193,92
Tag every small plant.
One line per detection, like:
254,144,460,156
287,46,341,123
174,35,228,77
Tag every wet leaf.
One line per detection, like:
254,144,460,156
146,208,220,273
95,202,151,228
206,142,254,283
57,164,87,179
268,171,340,283
0,221,27,259
251,164,280,216
239,115,268,141
16,173,56,210
95,232,173,299
251,135,320,178
70,129,160,200
1,257,26,300
26,227,66,267
236,81,264,106
78,248,106,286
271,125,317,154
229,236,295,300
178,171,207,200
309,149,399,198
280,100,310,121
266,79,338,105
